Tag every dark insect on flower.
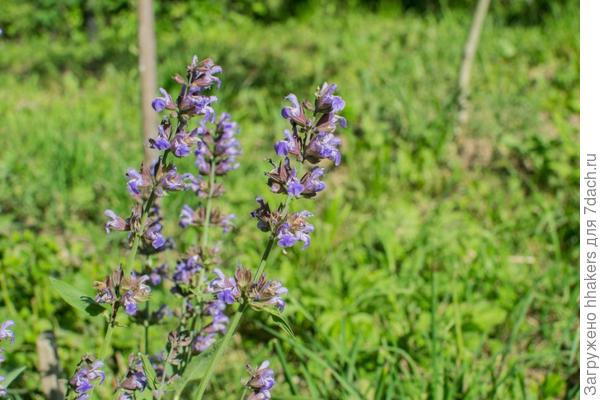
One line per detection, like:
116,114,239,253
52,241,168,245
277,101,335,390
276,211,314,249
244,361,276,400
250,197,280,232
69,357,105,400
149,119,171,151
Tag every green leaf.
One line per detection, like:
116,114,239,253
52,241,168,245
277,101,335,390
139,353,158,390
261,307,295,337
3,366,26,388
49,277,106,317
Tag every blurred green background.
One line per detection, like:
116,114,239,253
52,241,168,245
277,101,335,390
0,0,579,399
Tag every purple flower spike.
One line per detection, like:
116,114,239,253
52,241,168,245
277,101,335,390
0,321,14,343
245,361,276,400
70,359,105,400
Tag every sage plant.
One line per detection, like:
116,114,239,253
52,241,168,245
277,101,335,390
60,55,344,400
0,320,15,397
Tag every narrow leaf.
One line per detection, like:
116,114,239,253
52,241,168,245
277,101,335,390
140,353,158,390
3,366,26,388
262,308,295,337
49,278,106,317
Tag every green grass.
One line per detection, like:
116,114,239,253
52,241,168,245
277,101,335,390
0,4,579,399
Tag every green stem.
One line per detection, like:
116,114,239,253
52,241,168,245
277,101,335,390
202,159,217,250
101,323,114,360
143,302,150,354
431,263,440,400
195,307,246,399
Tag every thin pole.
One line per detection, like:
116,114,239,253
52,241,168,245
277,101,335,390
138,0,158,166
457,0,492,130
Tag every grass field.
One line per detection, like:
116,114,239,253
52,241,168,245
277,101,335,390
0,3,579,399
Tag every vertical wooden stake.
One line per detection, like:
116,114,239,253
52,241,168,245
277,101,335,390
36,331,64,400
138,0,158,166
457,0,492,131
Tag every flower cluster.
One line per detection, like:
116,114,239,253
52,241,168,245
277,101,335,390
244,361,276,400
179,205,235,233
69,357,105,400
207,267,287,312
103,57,223,257
0,320,15,397
95,268,151,316
118,355,148,400
252,82,345,250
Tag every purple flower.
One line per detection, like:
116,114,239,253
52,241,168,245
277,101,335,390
306,132,342,166
144,222,166,249
315,82,345,113
192,333,217,353
274,129,300,157
172,256,203,285
149,122,171,151
281,94,308,126
286,174,304,198
149,264,168,286
0,321,14,344
0,376,5,397
300,167,326,197
70,360,105,400
104,210,128,234
245,361,275,400
126,168,148,196
121,274,151,316
170,133,196,158
249,277,288,311
179,205,195,228
159,167,185,193
152,88,174,112
219,214,236,233
208,269,239,304
276,211,314,249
